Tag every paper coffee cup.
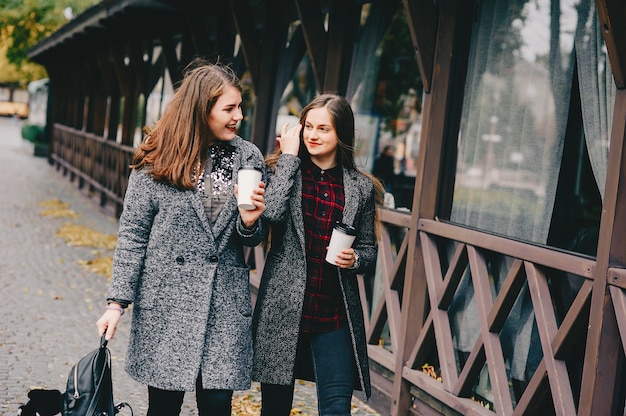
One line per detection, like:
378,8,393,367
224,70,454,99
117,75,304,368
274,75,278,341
237,166,262,210
325,222,357,264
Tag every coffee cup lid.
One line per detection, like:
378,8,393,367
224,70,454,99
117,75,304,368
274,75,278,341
334,222,357,236
239,165,261,171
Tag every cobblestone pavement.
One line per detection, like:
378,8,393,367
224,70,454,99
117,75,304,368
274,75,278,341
0,117,381,416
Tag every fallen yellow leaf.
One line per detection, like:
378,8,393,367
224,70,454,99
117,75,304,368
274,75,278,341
56,223,117,249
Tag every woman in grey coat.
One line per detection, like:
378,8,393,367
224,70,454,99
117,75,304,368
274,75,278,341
252,94,383,415
96,60,266,416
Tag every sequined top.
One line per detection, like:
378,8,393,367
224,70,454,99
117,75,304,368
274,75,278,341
197,141,237,224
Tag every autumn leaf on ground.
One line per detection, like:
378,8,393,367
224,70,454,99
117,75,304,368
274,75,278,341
231,394,261,415
78,256,113,279
56,223,117,249
38,199,78,218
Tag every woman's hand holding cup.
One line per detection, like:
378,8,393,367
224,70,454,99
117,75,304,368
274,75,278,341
326,222,357,267
236,166,265,228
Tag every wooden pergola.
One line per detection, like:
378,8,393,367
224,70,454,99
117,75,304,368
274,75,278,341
29,1,626,415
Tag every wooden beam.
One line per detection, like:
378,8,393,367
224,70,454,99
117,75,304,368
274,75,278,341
438,242,468,309
130,39,152,132
229,0,262,85
98,46,122,142
552,279,593,359
158,32,183,86
248,16,288,149
487,259,525,332
214,8,238,65
183,11,214,57
579,87,626,415
525,262,576,415
390,0,463,412
109,42,137,146
420,232,458,391
129,40,150,96
596,0,626,88
263,24,308,154
405,313,435,368
295,0,327,93
146,52,165,96
609,286,626,351
454,339,485,397
96,48,118,139
468,246,513,415
419,219,596,278
512,361,550,416
323,1,360,94
403,0,438,93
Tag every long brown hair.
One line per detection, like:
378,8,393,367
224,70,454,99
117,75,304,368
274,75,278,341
132,58,242,189
266,93,385,235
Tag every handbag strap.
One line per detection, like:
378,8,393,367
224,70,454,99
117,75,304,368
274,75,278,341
100,333,108,349
85,340,115,416
115,402,134,415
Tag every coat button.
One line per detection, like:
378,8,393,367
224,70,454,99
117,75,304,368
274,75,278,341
209,255,219,263
176,256,184,265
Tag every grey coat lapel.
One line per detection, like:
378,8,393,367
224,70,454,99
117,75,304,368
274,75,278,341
189,189,217,248
290,174,306,254
341,168,359,226
211,182,237,248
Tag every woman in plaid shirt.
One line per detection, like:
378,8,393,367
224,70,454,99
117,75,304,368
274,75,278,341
252,94,384,415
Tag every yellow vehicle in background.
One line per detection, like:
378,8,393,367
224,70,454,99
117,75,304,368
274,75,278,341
0,84,29,118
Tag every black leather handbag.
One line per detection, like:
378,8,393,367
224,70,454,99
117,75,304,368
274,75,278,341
62,335,131,416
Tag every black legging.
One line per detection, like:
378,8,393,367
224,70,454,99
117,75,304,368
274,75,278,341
260,382,295,416
146,376,232,416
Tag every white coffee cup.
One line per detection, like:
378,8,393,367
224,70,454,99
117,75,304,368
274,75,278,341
325,222,357,264
237,166,262,210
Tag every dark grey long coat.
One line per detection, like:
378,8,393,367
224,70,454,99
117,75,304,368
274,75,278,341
107,136,265,392
252,154,376,401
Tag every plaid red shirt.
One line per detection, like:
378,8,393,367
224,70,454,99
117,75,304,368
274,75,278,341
300,161,347,333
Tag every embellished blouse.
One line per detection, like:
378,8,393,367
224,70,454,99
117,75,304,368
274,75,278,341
197,141,237,224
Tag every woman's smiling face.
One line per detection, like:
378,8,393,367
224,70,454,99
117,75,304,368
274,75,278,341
303,107,338,167
208,86,243,142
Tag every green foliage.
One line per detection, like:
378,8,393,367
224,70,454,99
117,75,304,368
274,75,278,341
1,0,56,65
21,123,45,143
0,0,97,84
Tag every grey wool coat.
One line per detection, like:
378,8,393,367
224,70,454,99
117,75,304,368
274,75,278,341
107,136,265,392
252,154,376,401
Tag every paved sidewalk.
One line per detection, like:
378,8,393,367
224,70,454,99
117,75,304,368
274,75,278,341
0,117,380,415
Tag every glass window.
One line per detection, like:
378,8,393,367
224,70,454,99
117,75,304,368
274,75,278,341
446,0,602,409
450,0,580,244
350,4,424,211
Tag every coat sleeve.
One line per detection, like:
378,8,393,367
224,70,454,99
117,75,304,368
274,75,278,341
107,170,157,303
236,216,265,247
349,176,378,275
263,154,301,224
236,141,267,247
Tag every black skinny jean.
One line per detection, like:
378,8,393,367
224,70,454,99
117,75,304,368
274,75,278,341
146,376,233,416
